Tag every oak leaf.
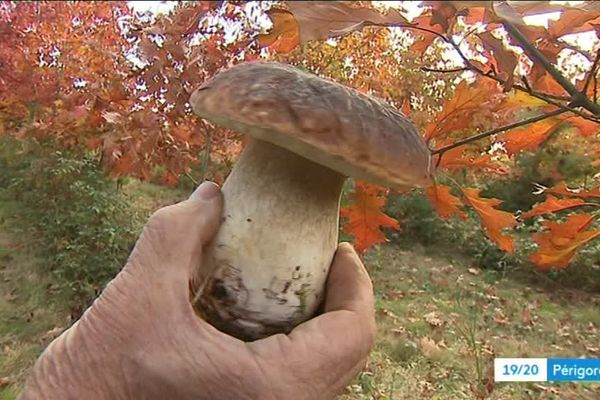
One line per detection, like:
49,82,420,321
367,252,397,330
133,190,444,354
502,90,547,109
340,181,399,254
425,184,467,220
548,7,600,38
256,9,300,54
502,119,562,156
548,182,600,200
436,146,507,174
562,115,599,137
479,31,518,91
521,195,586,219
410,13,445,52
286,1,408,43
462,188,516,252
425,80,499,140
530,214,600,269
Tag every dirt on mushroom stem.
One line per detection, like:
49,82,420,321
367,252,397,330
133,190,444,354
190,138,346,341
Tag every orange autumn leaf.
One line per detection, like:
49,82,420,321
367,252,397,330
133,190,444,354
532,73,568,97
479,31,518,90
530,214,600,270
562,115,600,137
426,184,467,220
462,188,516,252
424,79,499,140
436,145,507,174
341,181,400,253
548,8,600,38
411,14,445,52
502,119,562,156
521,195,585,219
286,1,408,43
256,9,300,54
548,182,600,199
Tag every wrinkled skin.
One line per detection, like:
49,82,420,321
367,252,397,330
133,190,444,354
20,182,376,400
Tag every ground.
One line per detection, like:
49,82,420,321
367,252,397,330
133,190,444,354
0,182,599,399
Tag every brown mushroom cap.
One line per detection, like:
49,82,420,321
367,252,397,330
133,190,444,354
190,62,433,187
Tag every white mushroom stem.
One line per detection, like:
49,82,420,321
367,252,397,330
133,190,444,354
191,139,346,340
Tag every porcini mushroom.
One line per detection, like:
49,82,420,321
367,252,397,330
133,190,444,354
189,62,433,341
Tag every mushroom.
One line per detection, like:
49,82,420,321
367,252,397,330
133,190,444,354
189,61,433,341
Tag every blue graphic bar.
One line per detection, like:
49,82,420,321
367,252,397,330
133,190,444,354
495,358,600,382
547,358,600,382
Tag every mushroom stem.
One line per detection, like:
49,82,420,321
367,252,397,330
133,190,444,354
191,139,346,341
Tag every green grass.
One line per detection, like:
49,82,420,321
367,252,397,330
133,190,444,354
340,245,600,399
0,199,71,397
0,180,188,398
1,181,599,399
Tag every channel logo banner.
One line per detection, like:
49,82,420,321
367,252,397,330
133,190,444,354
495,358,600,382
548,358,600,382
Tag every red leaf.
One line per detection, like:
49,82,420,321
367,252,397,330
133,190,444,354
521,195,585,219
436,146,507,174
160,172,180,187
425,184,467,220
502,119,562,156
561,115,599,137
548,182,600,200
530,214,600,270
286,1,408,43
425,80,500,140
410,14,445,52
341,181,399,253
256,9,300,54
548,8,600,38
479,31,518,91
462,188,516,252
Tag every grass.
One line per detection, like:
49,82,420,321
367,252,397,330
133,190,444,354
340,245,600,399
0,199,71,399
0,180,187,398
1,181,599,399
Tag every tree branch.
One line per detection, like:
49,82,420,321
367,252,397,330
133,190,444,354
502,20,600,115
420,66,468,73
583,49,600,95
440,37,600,122
556,39,593,62
382,21,599,120
431,108,569,156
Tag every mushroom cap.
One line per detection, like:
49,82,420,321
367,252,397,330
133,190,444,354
190,62,433,187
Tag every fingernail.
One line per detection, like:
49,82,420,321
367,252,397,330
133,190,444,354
190,181,220,200
338,242,355,253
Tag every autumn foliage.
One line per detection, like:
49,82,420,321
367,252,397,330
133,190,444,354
2,1,600,271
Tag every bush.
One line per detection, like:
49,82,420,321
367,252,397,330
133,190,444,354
0,137,143,306
384,189,522,271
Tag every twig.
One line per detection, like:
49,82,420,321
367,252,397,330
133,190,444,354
556,39,593,62
582,49,600,95
421,66,469,73
432,108,569,156
375,21,594,116
502,20,600,114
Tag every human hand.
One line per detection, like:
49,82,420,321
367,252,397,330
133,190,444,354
21,182,376,400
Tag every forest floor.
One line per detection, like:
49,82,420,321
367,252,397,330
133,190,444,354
1,182,599,400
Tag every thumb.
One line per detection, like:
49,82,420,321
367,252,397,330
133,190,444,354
324,242,374,316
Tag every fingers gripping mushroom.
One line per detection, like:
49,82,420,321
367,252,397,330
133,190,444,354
189,62,433,341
